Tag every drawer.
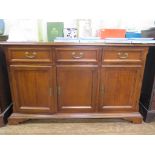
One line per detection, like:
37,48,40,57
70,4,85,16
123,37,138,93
102,47,143,64
8,47,52,63
55,47,100,63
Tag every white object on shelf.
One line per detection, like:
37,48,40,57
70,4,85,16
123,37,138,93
64,28,78,38
7,19,38,41
77,19,92,38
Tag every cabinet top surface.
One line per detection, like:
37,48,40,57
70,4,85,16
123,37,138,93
0,41,154,47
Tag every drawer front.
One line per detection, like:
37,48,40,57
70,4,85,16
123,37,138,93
102,47,143,64
8,47,52,63
55,47,100,63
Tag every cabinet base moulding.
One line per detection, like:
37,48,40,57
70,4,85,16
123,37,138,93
8,112,143,125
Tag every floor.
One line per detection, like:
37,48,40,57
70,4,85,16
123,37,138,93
0,118,155,134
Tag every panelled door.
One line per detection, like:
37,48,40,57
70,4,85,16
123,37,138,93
10,65,56,114
57,66,98,113
99,67,142,112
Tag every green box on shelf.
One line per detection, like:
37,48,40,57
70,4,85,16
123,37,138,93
47,22,64,42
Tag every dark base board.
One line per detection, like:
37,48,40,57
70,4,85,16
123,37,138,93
0,104,13,127
140,102,155,123
8,112,142,125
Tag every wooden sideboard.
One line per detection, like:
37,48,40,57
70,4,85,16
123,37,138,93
0,46,12,127
1,43,150,124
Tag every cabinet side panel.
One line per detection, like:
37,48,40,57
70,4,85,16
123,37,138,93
140,47,155,110
0,47,12,112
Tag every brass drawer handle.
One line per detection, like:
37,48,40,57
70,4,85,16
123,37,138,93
25,52,36,59
72,52,84,59
118,52,128,59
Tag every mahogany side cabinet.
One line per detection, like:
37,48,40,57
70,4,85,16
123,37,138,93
0,42,150,124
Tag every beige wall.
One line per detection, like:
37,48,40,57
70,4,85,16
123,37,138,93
2,0,155,41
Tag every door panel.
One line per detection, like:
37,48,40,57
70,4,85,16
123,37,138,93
57,66,98,112
99,67,142,112
10,65,56,114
